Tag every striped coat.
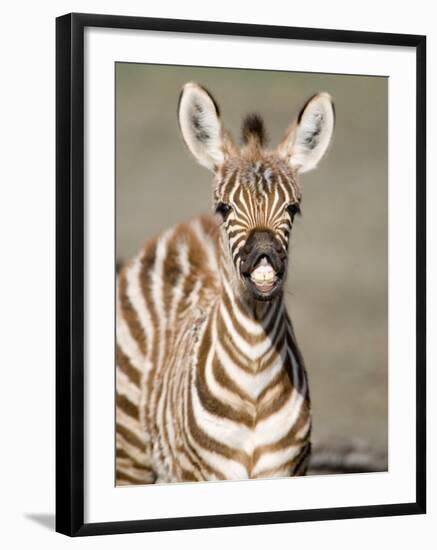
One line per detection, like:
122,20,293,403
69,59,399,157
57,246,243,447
117,215,311,484
116,83,335,485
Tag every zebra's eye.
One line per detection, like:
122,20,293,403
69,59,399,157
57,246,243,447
286,203,301,220
215,202,232,220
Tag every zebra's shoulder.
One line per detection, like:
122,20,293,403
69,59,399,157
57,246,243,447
139,213,219,269
120,214,221,310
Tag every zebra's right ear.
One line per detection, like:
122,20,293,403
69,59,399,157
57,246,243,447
178,83,226,172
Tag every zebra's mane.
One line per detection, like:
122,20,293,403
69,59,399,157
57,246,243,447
241,113,267,147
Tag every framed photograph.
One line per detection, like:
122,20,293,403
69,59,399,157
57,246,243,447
56,12,426,536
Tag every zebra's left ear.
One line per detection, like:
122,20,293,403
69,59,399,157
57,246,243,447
178,82,227,172
278,93,335,174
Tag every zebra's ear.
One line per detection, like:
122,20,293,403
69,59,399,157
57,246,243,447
278,93,335,174
178,83,226,172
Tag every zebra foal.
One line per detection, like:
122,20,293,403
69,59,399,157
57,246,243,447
116,83,335,484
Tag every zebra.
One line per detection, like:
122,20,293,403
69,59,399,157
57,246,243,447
116,82,335,485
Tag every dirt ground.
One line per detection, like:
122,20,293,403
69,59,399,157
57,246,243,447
116,63,388,465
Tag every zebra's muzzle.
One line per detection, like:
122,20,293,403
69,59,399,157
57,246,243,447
240,230,286,300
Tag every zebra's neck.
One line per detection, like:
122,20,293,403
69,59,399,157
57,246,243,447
220,264,283,324
211,257,287,374
190,245,307,464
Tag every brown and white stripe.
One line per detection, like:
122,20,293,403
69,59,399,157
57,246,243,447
116,83,334,485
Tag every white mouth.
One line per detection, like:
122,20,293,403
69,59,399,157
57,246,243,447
250,257,277,292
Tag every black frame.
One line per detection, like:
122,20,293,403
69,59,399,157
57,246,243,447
56,12,426,537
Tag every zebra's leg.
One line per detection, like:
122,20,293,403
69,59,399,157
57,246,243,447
115,431,156,485
115,357,157,485
293,441,312,476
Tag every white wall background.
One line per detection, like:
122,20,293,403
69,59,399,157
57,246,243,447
0,0,434,547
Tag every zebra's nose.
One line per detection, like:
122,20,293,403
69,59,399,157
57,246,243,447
240,230,285,276
243,230,275,253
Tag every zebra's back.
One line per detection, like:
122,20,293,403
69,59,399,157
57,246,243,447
116,214,221,484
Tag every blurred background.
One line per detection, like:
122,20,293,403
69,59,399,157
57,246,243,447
116,63,388,473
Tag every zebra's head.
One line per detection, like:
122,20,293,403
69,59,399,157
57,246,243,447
178,83,335,302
